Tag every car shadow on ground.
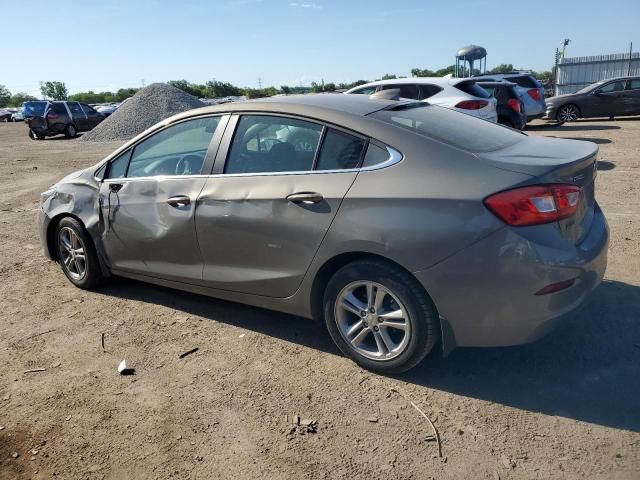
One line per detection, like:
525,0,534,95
95,278,338,354
401,279,640,433
597,160,616,171
95,278,640,432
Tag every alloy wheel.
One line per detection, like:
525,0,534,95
58,227,87,280
334,281,411,361
558,105,578,122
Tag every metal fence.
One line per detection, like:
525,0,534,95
556,52,640,95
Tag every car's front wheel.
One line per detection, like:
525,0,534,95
55,217,104,289
556,104,580,124
323,259,439,374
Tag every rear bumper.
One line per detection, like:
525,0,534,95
414,205,609,347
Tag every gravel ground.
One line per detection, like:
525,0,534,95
0,118,639,479
81,83,204,142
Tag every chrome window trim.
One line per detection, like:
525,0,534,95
100,146,403,182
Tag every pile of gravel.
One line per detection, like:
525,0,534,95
81,83,205,142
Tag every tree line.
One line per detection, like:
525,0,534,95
0,64,553,108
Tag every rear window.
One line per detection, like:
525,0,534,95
369,104,524,152
507,75,540,88
23,101,48,117
455,81,491,99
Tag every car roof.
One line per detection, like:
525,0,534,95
349,77,471,89
475,81,517,87
474,71,534,77
171,94,419,120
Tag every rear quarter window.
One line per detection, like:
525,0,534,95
370,104,524,153
455,82,491,98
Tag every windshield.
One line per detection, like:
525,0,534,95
23,101,48,117
369,104,524,152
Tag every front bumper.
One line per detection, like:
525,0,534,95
414,205,609,347
37,208,54,260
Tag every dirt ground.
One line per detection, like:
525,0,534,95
0,118,639,480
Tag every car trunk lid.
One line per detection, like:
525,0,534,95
477,136,598,244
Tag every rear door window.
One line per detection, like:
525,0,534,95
381,84,421,100
627,79,640,90
455,81,491,98
370,104,524,152
419,84,443,99
315,129,366,171
225,115,322,174
52,103,67,115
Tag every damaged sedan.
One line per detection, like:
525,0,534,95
38,94,608,373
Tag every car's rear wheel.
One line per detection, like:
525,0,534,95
323,259,439,374
556,104,579,124
64,124,77,138
55,217,103,289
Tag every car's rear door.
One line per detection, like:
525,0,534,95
98,115,228,282
195,114,366,298
622,78,640,115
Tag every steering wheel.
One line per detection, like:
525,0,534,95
259,137,282,151
175,153,204,175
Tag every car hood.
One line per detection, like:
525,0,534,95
546,93,583,104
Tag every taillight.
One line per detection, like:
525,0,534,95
527,89,541,101
47,113,59,119
484,184,581,226
455,100,489,110
506,98,521,112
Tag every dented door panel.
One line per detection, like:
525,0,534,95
99,177,207,282
195,172,357,298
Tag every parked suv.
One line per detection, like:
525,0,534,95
471,72,546,122
476,81,526,130
345,77,498,122
24,100,105,140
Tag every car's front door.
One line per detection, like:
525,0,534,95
66,102,89,131
98,115,227,282
586,80,627,117
81,103,104,129
195,114,366,297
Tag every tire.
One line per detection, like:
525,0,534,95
323,259,439,374
556,104,579,124
64,124,77,138
55,217,104,289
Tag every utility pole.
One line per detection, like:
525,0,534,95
141,78,146,88
629,42,634,76
258,77,262,89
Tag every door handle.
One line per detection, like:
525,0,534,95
286,192,324,204
167,195,191,207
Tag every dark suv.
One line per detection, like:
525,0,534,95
471,72,546,122
24,100,105,140
476,81,526,130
